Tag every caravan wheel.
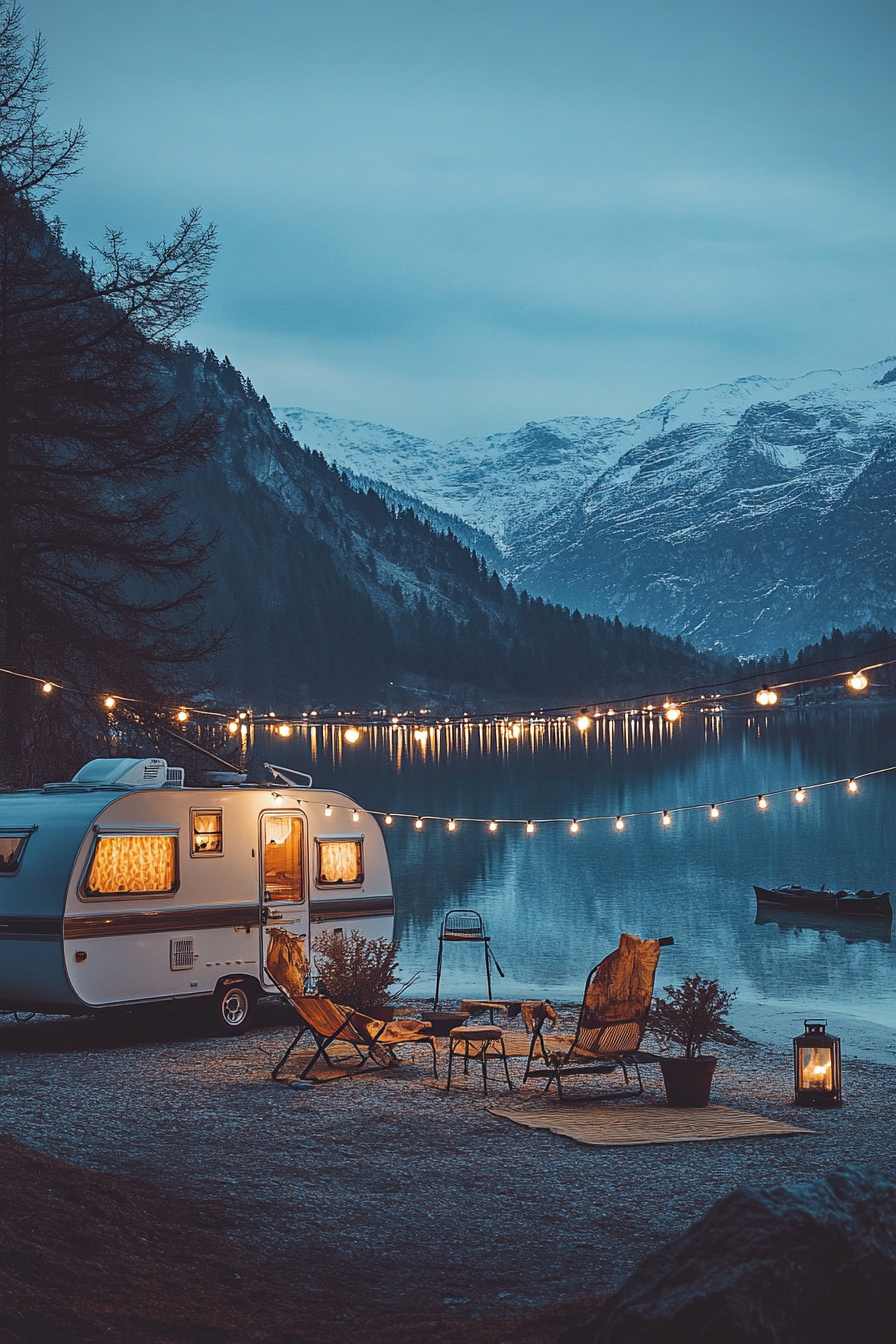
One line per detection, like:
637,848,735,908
211,980,257,1036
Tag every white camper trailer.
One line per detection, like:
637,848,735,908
0,758,394,1033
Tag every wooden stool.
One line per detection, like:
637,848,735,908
445,1025,513,1096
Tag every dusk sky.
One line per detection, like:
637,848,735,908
28,0,896,440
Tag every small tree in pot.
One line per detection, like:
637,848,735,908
313,929,401,1018
649,974,748,1107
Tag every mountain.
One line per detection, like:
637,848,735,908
277,358,896,655
171,349,733,710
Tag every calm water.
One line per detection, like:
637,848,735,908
260,708,896,1028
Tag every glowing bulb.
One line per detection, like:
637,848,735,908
278,723,292,737
41,682,53,694
576,714,590,731
512,723,521,738
794,788,806,803
847,778,859,794
847,672,868,692
526,821,535,834
324,805,332,817
103,696,116,710
661,811,672,827
709,805,720,819
384,814,393,826
352,809,360,822
415,817,424,830
344,726,361,744
488,820,498,832
176,709,189,723
757,795,768,810
227,720,239,734
755,686,778,706
570,820,579,834
607,708,615,716
447,819,456,832
615,816,625,831
664,706,681,722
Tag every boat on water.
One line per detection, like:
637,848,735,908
753,884,892,919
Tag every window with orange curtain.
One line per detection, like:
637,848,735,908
262,814,305,902
191,810,223,855
83,835,178,896
316,839,363,887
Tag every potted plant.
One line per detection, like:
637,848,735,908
649,973,747,1107
313,928,402,1019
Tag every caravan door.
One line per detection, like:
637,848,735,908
259,811,310,990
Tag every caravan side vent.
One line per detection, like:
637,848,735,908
170,938,194,971
164,767,185,789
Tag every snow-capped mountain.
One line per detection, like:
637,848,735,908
277,357,896,654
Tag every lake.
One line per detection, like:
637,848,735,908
258,706,896,1034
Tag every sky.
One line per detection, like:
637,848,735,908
25,0,896,441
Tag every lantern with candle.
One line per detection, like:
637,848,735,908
793,1020,841,1107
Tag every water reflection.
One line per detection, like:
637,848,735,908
258,707,896,1028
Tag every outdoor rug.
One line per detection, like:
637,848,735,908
489,1104,813,1147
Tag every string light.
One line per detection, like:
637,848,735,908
847,778,859,794
847,672,868,691
384,814,393,826
615,816,625,831
757,795,768,810
570,819,579,833
794,787,806,803
488,820,498,832
227,720,239,734
664,705,681,722
176,709,190,723
103,696,116,710
415,817,424,830
709,804,720,819
755,686,778,706
352,809,360,822
575,714,590,731
41,682,53,694
344,726,361,744
324,805,332,817
526,821,535,834
277,723,292,737
447,819,456,832
661,811,672,826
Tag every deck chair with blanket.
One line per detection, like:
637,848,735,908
266,927,438,1084
522,933,673,1100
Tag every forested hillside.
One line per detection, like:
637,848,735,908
174,347,736,710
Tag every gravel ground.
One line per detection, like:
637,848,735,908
1,998,895,1335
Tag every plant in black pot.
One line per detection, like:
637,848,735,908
313,929,401,1019
649,974,747,1107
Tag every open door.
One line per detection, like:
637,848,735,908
259,812,309,990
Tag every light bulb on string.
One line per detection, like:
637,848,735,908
176,709,190,723
847,778,859,794
709,805,720,819
569,820,579,834
664,705,681,723
41,682,53,695
794,788,806,803
324,805,332,817
278,723,292,737
488,820,498,832
575,714,590,731
384,814,393,826
352,809,360,822
227,721,239,734
661,811,672,827
447,819,456,832
103,695,116,710
526,821,535,834
847,672,868,692
344,726,361,744
614,816,625,831
415,817,424,830
757,795,768,810
755,686,778,706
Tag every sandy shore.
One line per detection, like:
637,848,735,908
1,999,895,1341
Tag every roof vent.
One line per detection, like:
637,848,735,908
71,758,169,789
164,767,185,789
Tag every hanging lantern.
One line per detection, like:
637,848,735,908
793,1020,841,1108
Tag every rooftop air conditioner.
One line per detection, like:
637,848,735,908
71,758,169,789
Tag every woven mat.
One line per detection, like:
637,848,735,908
494,1032,567,1057
489,1104,813,1147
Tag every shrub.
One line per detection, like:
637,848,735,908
312,929,400,1016
649,973,748,1060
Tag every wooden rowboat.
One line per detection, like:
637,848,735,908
753,884,892,919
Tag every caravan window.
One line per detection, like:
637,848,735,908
0,831,32,875
191,810,223,855
262,814,305,902
316,838,364,887
83,834,179,897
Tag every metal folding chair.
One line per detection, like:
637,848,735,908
433,909,505,1019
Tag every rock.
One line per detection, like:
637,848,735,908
560,1166,896,1344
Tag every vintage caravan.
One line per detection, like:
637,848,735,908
0,758,394,1033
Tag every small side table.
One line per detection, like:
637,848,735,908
445,1025,514,1096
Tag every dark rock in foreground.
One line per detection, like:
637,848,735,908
561,1165,896,1344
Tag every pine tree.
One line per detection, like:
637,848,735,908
0,2,219,785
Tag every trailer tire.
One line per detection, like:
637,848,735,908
211,979,257,1036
